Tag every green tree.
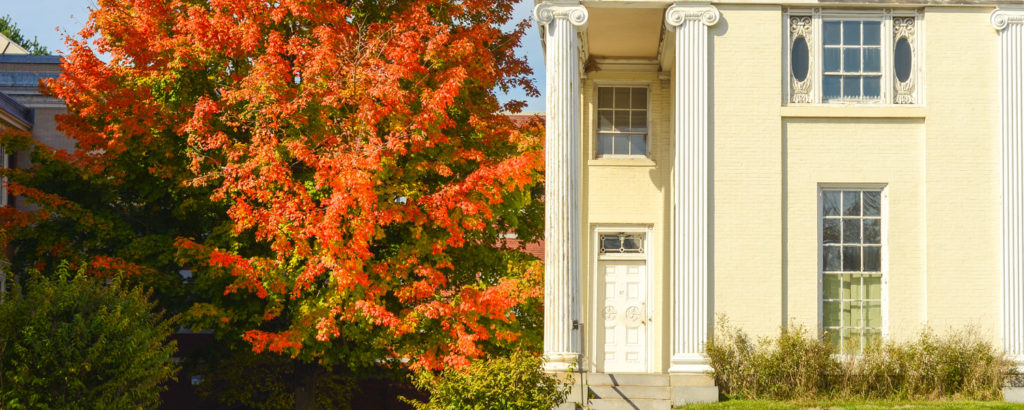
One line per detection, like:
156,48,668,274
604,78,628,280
0,262,178,408
0,15,50,55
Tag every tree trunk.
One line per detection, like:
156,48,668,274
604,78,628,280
294,361,317,410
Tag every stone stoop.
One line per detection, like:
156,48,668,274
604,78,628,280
1007,373,1024,404
557,373,718,409
1006,388,1024,404
556,373,719,409
585,374,671,410
669,374,719,406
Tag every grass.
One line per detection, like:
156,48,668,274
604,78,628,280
681,399,1024,409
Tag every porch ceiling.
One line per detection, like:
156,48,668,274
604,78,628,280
586,7,665,59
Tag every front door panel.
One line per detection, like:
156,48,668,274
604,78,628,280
599,260,647,373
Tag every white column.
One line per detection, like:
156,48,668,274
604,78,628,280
535,1,587,373
665,3,719,374
993,7,1024,370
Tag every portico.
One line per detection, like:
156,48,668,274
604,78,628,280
534,0,720,404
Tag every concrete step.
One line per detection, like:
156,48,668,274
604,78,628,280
672,386,720,405
587,398,672,410
589,385,670,400
586,373,669,387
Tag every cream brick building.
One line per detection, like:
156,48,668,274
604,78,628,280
533,1,1024,407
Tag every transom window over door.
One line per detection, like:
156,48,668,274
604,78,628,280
597,86,648,157
821,188,884,355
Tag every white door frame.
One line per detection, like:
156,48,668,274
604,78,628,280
590,224,654,373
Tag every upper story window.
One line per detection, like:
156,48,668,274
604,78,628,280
823,20,882,101
596,86,648,157
787,10,919,105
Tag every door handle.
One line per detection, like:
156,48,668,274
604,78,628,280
641,302,647,325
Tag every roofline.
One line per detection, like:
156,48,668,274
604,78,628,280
0,55,62,64
0,90,33,129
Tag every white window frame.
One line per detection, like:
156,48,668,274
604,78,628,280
817,184,889,355
592,83,651,159
589,224,654,373
785,8,923,105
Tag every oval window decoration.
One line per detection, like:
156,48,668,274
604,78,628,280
894,38,912,83
791,37,809,82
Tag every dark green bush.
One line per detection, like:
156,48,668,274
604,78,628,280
0,263,178,408
706,319,1010,401
405,352,572,410
194,349,356,409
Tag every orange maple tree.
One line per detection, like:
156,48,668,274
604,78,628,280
9,0,546,371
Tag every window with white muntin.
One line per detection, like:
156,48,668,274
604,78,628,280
787,10,919,104
596,86,648,158
823,20,882,101
821,188,886,355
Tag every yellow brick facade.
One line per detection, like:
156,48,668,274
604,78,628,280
573,2,1006,372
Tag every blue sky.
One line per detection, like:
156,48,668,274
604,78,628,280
1,0,545,112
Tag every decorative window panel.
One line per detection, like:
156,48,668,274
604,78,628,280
821,189,884,354
596,87,648,157
600,233,644,255
787,10,919,105
892,17,917,104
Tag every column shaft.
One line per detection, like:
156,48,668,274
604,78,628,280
535,2,587,372
993,7,1024,369
665,3,719,374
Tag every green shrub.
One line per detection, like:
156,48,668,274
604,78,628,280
706,319,1010,401
705,321,840,399
840,328,1009,400
0,263,178,408
404,352,572,410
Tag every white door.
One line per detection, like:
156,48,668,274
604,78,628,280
599,259,647,373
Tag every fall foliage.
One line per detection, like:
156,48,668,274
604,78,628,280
1,0,545,374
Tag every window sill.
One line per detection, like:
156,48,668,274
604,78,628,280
781,105,925,119
588,158,656,167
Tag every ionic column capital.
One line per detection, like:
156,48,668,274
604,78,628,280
534,3,589,30
665,3,720,30
991,7,1024,31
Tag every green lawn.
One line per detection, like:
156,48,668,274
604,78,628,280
681,399,1024,409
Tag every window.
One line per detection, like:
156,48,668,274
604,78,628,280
788,10,919,104
821,188,884,354
599,233,644,255
596,86,648,157
823,20,882,101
